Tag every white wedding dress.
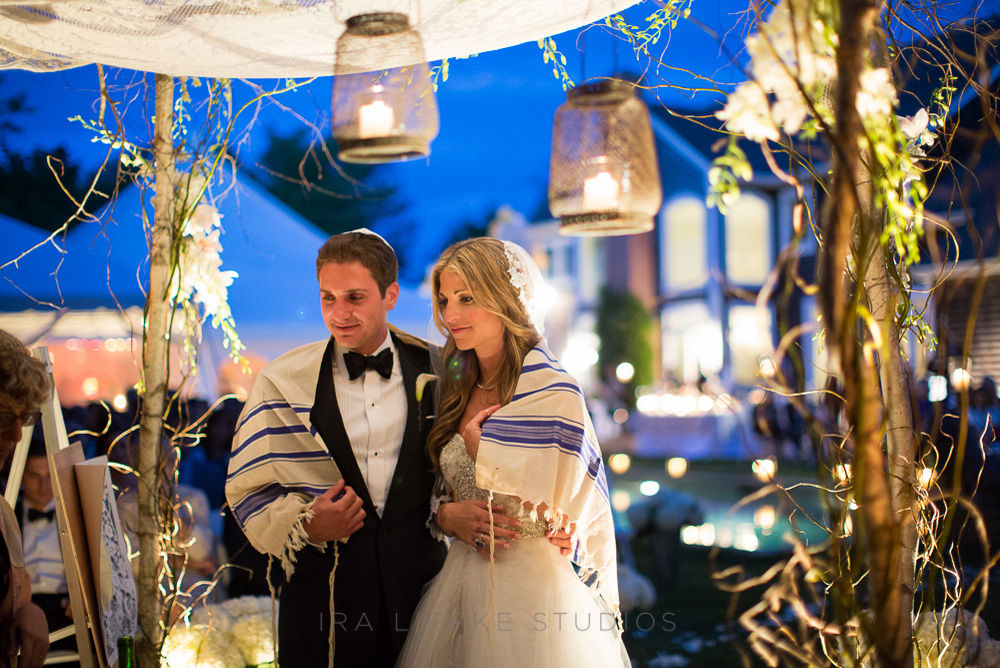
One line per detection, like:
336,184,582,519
395,435,630,668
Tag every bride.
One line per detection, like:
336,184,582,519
396,238,629,667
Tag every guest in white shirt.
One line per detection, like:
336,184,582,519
20,440,65,596
17,439,74,652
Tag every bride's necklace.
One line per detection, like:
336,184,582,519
476,367,500,391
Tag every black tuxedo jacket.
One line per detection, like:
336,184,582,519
278,333,447,668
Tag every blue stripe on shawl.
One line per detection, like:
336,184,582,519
512,381,584,403
232,424,312,458
490,345,610,501
593,460,609,500
485,417,609,502
227,449,332,481
520,361,558,374
236,401,311,432
233,482,328,526
529,345,561,365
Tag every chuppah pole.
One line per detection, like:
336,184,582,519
137,72,177,668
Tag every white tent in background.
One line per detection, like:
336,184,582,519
0,172,432,402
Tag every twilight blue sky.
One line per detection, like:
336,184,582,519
0,3,747,265
0,0,988,278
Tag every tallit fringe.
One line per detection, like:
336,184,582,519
267,556,279,664
486,489,496,668
328,543,340,668
280,500,319,579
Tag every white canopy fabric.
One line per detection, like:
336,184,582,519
0,0,639,77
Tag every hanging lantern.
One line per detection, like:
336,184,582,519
332,12,439,163
548,80,662,236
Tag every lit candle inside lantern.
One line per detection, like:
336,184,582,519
583,170,620,211
357,99,395,139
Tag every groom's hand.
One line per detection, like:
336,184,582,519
304,479,365,543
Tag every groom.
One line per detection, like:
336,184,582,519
226,230,447,667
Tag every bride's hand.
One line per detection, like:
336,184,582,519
461,404,502,461
436,499,521,560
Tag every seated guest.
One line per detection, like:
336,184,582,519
0,329,50,668
17,438,75,653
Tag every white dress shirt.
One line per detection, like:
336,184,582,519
333,333,407,517
22,499,67,595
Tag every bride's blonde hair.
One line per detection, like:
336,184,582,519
426,238,541,472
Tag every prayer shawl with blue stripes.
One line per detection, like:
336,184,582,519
226,339,342,574
475,342,621,616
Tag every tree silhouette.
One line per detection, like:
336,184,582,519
0,146,116,232
249,126,404,238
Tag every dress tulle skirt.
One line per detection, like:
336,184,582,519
396,538,630,668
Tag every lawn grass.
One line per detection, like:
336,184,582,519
614,457,1000,667
622,543,771,667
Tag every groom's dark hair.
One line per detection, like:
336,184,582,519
316,231,398,296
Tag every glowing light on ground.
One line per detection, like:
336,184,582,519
680,525,700,545
753,505,776,531
608,453,631,474
752,458,777,483
666,457,688,478
681,522,759,551
639,480,660,496
734,525,759,551
611,490,631,512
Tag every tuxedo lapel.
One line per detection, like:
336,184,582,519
381,334,430,520
309,337,376,513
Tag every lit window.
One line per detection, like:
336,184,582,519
724,193,772,285
663,196,707,291
661,303,722,383
729,305,774,385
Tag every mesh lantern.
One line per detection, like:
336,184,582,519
332,12,439,163
548,80,662,236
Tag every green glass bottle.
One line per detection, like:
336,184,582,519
117,636,136,668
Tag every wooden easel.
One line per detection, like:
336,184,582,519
4,347,100,668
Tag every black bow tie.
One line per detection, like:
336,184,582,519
344,349,394,380
27,508,54,523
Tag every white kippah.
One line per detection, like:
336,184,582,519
347,227,391,246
